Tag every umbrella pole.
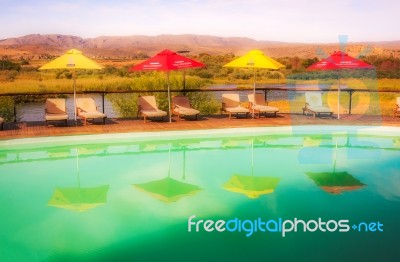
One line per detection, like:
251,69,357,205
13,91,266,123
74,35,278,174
75,148,83,204
168,143,171,178
183,70,186,96
251,139,254,176
333,137,338,173
76,148,81,188
73,70,77,124
182,146,186,180
252,68,256,119
167,72,172,123
337,72,341,120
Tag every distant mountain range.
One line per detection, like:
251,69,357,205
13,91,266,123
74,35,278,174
0,34,399,59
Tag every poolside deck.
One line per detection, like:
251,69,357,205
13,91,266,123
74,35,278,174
1,113,399,140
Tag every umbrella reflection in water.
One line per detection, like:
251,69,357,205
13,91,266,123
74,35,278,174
305,137,366,194
48,148,109,212
223,138,280,198
133,143,201,203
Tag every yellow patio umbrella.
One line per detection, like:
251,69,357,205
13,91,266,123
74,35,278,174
223,50,285,117
39,49,103,122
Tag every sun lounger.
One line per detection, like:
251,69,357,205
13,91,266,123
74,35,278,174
221,93,249,119
0,116,4,130
45,98,68,126
248,93,279,118
76,97,107,126
303,92,333,118
172,96,200,121
394,97,400,116
138,96,167,123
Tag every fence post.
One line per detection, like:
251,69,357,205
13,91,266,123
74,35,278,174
347,89,355,115
13,97,17,122
264,89,267,102
101,93,106,114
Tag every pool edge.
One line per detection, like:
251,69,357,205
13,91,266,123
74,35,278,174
1,125,399,149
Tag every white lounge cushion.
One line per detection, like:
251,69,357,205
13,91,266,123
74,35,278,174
76,98,107,122
225,106,249,113
307,106,333,113
305,92,324,107
45,114,68,121
45,99,68,121
252,105,279,113
305,92,332,114
141,110,167,117
76,98,98,112
174,106,200,116
79,111,106,119
222,94,241,108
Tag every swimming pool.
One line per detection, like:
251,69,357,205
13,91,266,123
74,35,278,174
1,126,399,262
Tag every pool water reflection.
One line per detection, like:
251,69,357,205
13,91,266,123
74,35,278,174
0,131,399,261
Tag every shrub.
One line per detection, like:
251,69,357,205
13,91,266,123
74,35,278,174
0,96,15,121
20,59,30,66
0,60,21,71
108,93,139,118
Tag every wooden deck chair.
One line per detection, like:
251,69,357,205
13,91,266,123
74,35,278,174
172,96,200,121
138,96,167,123
221,93,249,119
76,97,107,126
248,93,279,118
45,98,68,126
303,92,333,118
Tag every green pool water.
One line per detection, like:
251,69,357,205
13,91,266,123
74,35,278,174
0,126,399,262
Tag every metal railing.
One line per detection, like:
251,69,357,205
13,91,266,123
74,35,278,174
1,85,399,122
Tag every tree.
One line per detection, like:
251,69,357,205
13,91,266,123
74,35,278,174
302,57,319,69
0,60,21,71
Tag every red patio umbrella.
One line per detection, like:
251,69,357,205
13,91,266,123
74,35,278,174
307,51,374,119
129,49,205,122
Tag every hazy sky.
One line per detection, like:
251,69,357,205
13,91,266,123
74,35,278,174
0,0,398,43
